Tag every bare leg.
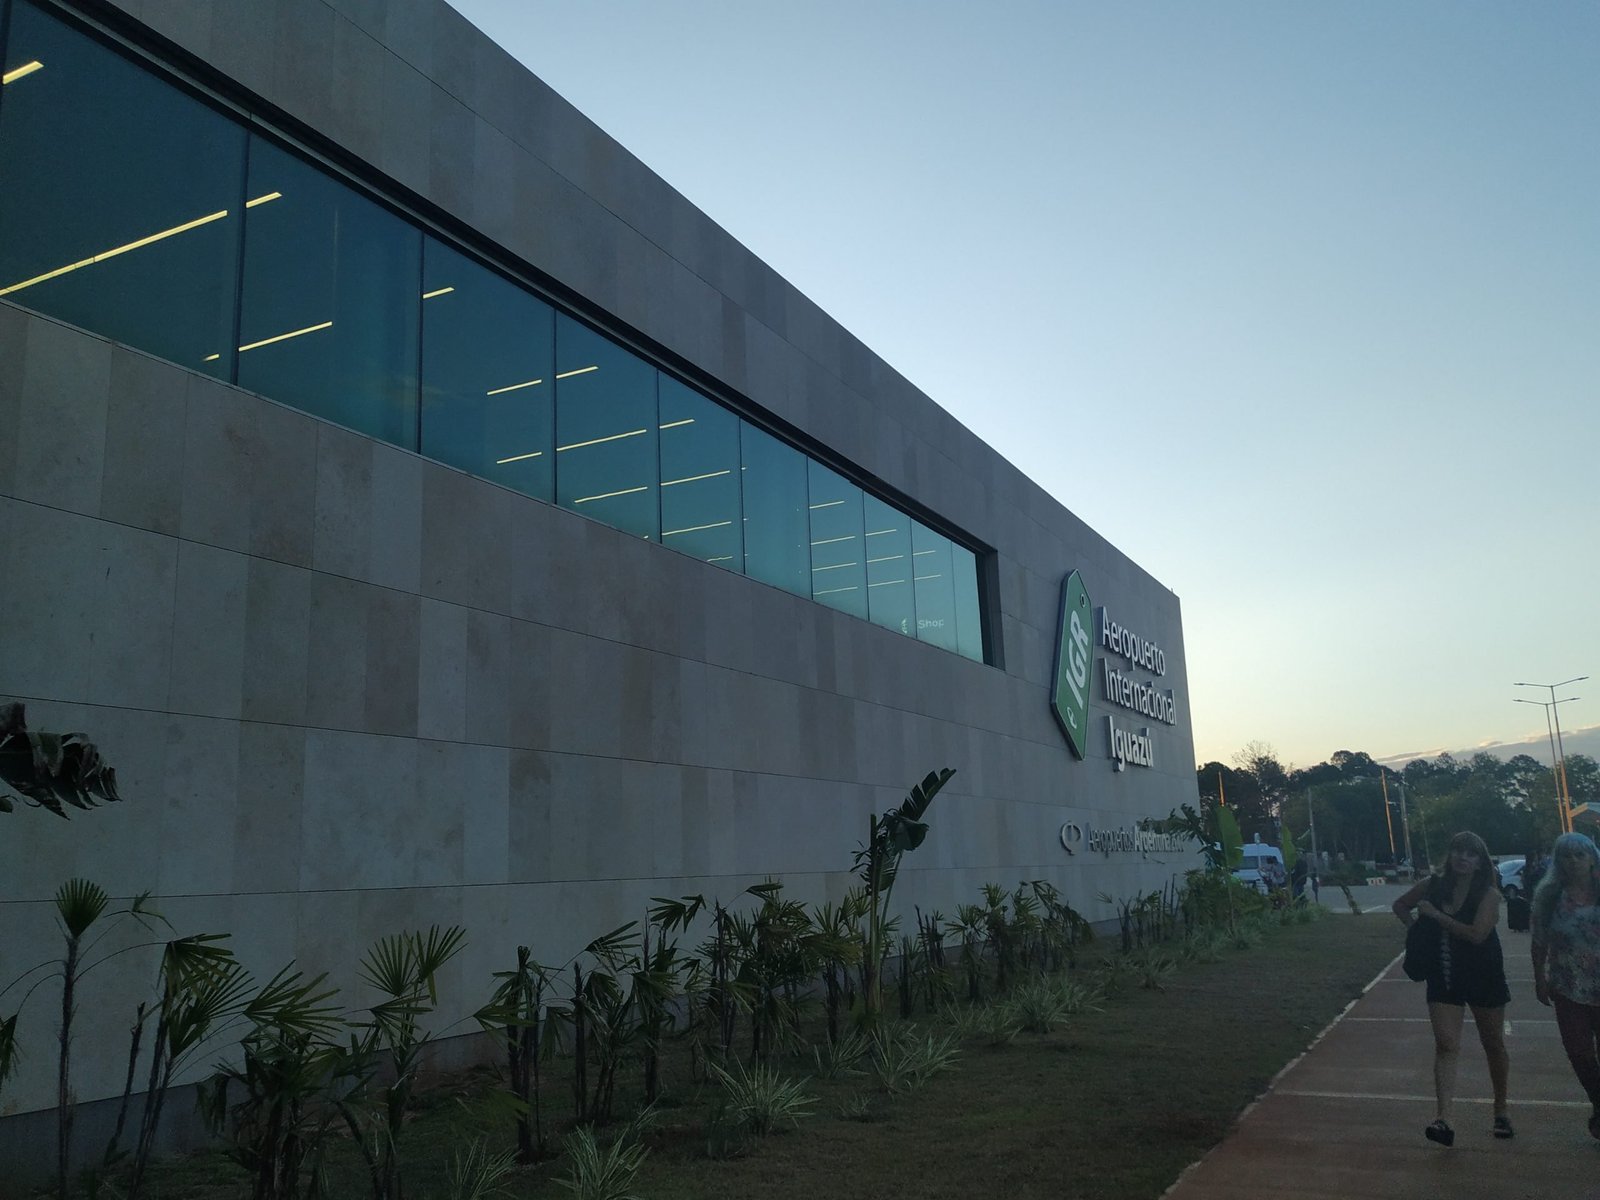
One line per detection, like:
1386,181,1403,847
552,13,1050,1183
1471,1004,1509,1116
1429,1002,1466,1123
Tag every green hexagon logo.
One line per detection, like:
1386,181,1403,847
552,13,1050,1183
1050,570,1093,759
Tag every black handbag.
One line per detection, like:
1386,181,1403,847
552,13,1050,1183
1403,915,1440,982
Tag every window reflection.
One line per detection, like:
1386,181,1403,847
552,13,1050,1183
238,136,421,447
863,496,914,637
659,377,741,567
0,0,243,378
554,314,659,540
421,238,554,500
807,461,866,619
912,522,958,654
951,544,983,662
0,0,993,662
740,424,808,597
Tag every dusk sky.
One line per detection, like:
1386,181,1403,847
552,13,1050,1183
449,0,1599,773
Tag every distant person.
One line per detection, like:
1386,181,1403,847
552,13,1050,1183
1393,831,1513,1145
1531,832,1600,1139
1291,855,1309,900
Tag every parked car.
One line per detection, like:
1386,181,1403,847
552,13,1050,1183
1497,858,1526,899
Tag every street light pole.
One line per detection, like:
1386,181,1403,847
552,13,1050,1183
1396,777,1415,878
1513,697,1569,833
1515,676,1587,834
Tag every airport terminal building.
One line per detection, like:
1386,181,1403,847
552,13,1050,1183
0,0,1198,1140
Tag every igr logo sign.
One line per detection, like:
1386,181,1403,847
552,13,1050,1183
1050,570,1092,759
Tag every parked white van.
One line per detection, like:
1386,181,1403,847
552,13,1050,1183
1234,843,1286,893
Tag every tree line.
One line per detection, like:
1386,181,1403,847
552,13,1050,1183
1196,741,1598,868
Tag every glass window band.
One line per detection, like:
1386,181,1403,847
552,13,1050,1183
0,0,992,664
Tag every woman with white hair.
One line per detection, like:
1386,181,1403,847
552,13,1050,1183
1532,831,1600,1138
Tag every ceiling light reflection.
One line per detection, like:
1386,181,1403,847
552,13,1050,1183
245,192,282,208
237,320,333,353
0,208,230,297
663,520,733,537
555,365,599,379
422,286,455,299
495,450,544,464
659,418,695,430
573,485,649,505
486,378,543,396
2,61,43,85
557,428,646,452
661,469,730,487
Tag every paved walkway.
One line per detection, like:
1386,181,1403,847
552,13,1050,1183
1165,916,1598,1200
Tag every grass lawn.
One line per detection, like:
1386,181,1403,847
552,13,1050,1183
86,913,1401,1200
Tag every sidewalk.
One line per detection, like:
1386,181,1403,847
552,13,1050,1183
1164,919,1597,1200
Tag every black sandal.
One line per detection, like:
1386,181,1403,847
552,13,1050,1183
1425,1119,1455,1146
1493,1115,1514,1139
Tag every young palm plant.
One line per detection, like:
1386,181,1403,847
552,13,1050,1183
198,966,346,1200
476,945,565,1163
331,924,467,1200
853,768,956,1026
0,879,163,1199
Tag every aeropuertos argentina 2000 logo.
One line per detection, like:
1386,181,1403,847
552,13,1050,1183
1050,571,1093,759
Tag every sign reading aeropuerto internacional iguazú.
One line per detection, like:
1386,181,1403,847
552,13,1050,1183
1052,571,1179,772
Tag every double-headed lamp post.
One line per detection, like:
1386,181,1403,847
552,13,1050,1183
1514,675,1586,834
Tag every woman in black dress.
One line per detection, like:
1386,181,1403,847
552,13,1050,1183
1393,830,1512,1145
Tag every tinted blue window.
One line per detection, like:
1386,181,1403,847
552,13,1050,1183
0,0,243,377
659,376,741,567
951,544,984,662
807,462,866,619
740,423,808,596
238,136,421,447
0,0,993,663
911,521,958,653
863,496,914,637
421,238,554,500
555,314,659,540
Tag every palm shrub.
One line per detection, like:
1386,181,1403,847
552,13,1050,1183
329,925,467,1200
915,907,952,1011
809,895,865,1045
853,768,956,1026
476,945,564,1164
0,880,163,1199
198,968,346,1200
639,896,706,1103
736,881,818,1062
950,905,988,1002
1023,880,1092,971
1007,886,1044,972
565,923,641,1126
122,935,258,1199
978,884,1017,993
